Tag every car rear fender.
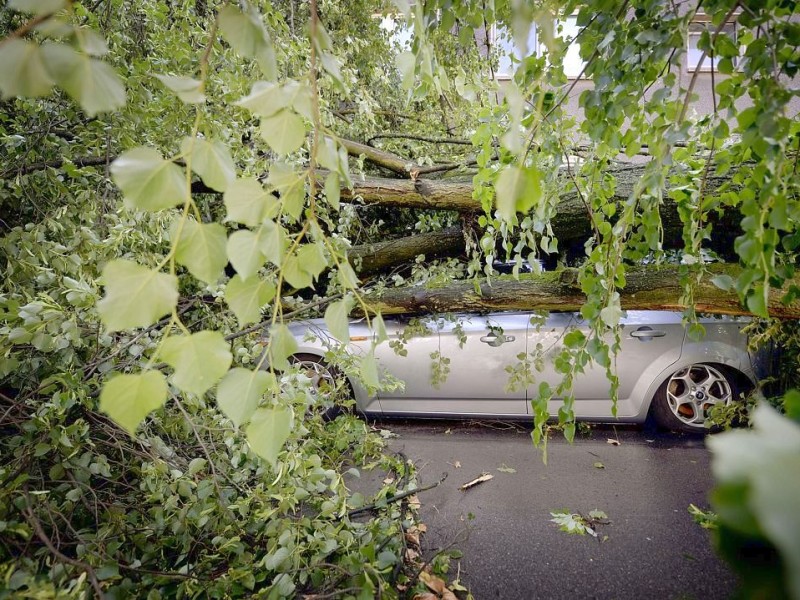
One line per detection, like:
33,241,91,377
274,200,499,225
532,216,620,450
637,341,754,420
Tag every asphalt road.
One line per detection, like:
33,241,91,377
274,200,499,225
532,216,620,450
379,420,736,600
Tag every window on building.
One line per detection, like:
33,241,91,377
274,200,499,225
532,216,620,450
379,14,413,51
687,19,737,72
489,23,538,79
559,16,587,79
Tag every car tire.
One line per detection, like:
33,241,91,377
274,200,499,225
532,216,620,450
290,353,351,421
650,363,739,434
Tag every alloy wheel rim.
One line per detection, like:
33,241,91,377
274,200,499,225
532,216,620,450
666,364,732,427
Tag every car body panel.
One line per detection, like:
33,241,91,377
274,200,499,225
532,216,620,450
279,311,758,423
375,313,529,417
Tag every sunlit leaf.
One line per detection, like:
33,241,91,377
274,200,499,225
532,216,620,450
360,350,380,388
181,136,235,192
97,260,178,332
259,109,306,155
99,371,168,435
173,219,228,284
226,229,266,281
324,172,340,210
161,331,232,396
218,5,276,79
259,220,287,267
216,368,275,427
155,74,205,103
236,80,289,117
495,164,542,222
324,297,353,343
0,39,54,98
110,147,185,212
282,254,313,290
296,243,328,281
267,324,298,371
225,274,275,325
224,177,277,226
246,407,292,467
267,162,306,220
41,43,125,115
8,0,66,13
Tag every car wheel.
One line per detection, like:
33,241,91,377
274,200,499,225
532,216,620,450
290,354,350,420
651,363,738,433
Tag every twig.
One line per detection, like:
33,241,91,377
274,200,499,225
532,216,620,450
345,472,447,518
366,133,471,146
22,501,104,599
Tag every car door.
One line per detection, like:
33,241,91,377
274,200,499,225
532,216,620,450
524,311,685,420
374,313,529,416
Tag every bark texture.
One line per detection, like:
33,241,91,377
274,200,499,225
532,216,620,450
349,227,464,275
365,264,800,319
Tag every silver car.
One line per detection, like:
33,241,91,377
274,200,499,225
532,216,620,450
276,311,766,433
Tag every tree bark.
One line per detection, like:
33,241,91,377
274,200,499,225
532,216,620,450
349,227,464,275
342,173,739,248
364,264,800,319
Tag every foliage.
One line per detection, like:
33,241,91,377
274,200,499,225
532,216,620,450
1,0,800,596
708,397,800,600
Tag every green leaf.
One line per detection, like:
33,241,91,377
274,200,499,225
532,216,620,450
268,324,298,371
161,331,232,396
0,39,55,98
154,74,205,103
282,254,313,290
259,109,306,155
173,219,228,284
494,165,542,222
296,243,328,280
235,80,290,117
246,407,292,467
259,220,287,267
267,162,306,220
99,371,168,435
110,147,185,212
218,6,277,79
8,0,66,13
324,298,353,343
360,350,380,388
216,368,275,427
224,177,277,226
338,262,359,288
225,274,275,325
373,314,389,345
181,137,235,192
42,44,125,115
600,299,623,328
226,229,266,281
710,274,735,291
746,286,769,318
324,172,340,210
97,260,178,332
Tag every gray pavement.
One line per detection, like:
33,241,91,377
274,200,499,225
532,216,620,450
380,420,736,600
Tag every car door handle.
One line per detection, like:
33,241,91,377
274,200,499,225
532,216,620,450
630,328,666,338
480,334,515,346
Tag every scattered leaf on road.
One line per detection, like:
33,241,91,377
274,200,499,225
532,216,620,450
593,462,605,469
588,509,608,520
497,464,517,473
383,477,395,485
607,438,620,446
460,472,493,490
407,494,421,510
420,571,446,594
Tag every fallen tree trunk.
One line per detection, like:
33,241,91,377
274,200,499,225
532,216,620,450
342,173,740,248
364,264,800,319
349,227,464,275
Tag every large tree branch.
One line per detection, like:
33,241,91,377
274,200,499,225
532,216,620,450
364,264,800,319
349,226,464,275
